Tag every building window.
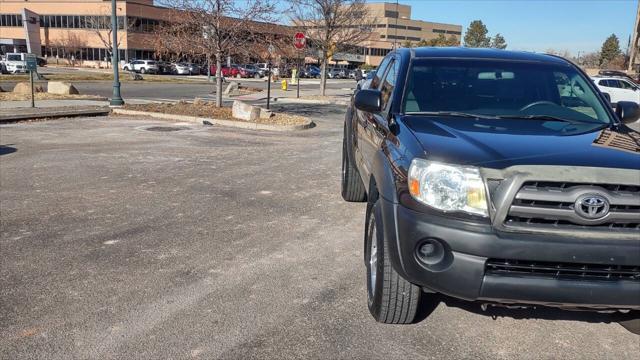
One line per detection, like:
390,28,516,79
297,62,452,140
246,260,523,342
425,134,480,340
385,10,399,18
446,30,461,35
388,24,406,30
0,14,23,27
407,26,421,31
433,29,446,34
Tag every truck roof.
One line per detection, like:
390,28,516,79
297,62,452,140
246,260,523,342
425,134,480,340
400,47,570,66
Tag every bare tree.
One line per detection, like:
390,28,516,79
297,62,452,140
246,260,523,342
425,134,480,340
291,0,371,96
86,8,135,66
60,31,87,66
156,0,277,107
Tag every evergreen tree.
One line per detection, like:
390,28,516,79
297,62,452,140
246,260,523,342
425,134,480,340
490,33,507,49
464,20,490,48
599,34,621,66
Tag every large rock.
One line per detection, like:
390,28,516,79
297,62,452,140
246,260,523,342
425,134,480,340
224,81,239,95
13,82,44,94
47,81,79,95
232,100,260,121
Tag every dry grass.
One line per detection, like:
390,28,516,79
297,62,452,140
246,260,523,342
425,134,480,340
122,102,308,126
0,92,106,101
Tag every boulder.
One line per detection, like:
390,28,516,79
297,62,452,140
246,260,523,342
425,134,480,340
47,82,79,95
13,82,44,94
259,108,274,119
193,97,208,106
232,100,260,121
224,81,240,95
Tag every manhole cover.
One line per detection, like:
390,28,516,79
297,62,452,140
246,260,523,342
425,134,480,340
145,126,190,132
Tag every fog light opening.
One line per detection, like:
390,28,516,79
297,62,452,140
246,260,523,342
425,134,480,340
415,238,445,265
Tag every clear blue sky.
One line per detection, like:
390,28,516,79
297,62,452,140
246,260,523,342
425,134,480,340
371,0,638,55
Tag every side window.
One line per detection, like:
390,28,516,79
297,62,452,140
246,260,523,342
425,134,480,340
608,80,621,88
599,80,610,87
620,80,635,90
553,72,597,120
380,60,397,110
371,56,392,89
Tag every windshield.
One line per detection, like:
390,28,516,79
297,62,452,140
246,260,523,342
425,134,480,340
403,59,613,124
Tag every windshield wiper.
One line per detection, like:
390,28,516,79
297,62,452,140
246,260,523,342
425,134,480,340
495,114,602,124
405,111,499,119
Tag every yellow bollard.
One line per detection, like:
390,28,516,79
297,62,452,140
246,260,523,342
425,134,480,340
281,79,288,91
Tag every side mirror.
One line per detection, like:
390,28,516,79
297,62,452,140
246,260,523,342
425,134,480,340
354,89,382,113
615,101,640,124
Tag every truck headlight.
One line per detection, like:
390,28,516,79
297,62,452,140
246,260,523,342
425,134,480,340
408,159,488,216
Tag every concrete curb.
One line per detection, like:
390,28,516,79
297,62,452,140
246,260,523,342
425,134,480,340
272,97,350,106
0,107,111,123
111,108,315,132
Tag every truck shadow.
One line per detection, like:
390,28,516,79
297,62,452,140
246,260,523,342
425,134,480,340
0,144,17,156
423,294,638,325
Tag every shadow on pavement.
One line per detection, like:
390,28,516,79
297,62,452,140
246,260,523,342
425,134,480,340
428,294,639,325
0,144,17,156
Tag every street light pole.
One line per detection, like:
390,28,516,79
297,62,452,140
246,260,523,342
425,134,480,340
110,0,124,106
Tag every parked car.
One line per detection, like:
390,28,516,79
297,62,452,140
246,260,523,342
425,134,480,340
236,64,259,78
301,65,321,78
592,76,640,105
2,53,29,74
327,67,346,79
343,47,640,334
242,64,264,78
255,62,269,75
172,62,199,75
210,65,239,77
598,70,638,84
156,61,173,74
122,60,159,74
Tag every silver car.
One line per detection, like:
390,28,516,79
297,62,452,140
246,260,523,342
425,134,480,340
122,60,159,74
172,63,199,75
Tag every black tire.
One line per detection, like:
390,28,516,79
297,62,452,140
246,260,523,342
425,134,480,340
140,68,146,74
341,131,367,202
123,66,129,71
366,200,424,324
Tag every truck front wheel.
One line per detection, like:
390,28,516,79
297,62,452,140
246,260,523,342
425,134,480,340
341,133,366,202
366,200,426,324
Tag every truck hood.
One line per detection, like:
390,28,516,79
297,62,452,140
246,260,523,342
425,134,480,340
402,116,640,170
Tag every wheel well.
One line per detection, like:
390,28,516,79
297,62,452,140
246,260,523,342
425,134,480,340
365,177,379,228
364,176,381,264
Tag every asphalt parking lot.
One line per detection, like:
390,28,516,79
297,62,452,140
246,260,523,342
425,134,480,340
1,105,639,359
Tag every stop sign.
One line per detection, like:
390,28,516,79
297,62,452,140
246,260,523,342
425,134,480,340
294,32,306,50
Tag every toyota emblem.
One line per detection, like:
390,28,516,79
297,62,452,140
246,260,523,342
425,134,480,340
574,194,610,220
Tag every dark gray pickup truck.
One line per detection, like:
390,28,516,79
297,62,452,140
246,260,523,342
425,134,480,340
342,47,640,334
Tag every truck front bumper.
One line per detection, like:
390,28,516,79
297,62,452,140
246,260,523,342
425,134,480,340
380,197,640,309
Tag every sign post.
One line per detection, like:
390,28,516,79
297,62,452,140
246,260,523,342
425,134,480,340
25,54,37,108
266,44,275,110
293,32,306,99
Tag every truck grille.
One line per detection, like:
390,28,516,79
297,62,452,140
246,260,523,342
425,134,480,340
504,181,640,231
486,259,640,281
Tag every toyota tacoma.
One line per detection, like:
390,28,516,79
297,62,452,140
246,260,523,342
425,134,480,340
342,48,640,332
